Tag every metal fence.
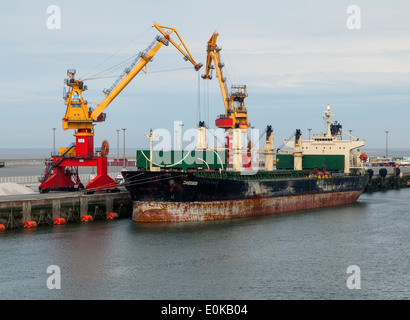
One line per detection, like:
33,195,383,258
0,172,121,184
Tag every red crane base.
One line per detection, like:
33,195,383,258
39,155,118,194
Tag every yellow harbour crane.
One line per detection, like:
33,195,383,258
201,32,249,132
39,23,202,193
62,23,202,157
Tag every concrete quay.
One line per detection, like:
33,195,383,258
0,189,132,230
0,158,136,168
364,169,410,192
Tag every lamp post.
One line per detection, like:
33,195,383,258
122,128,126,168
116,129,120,163
349,130,352,141
52,128,56,155
385,130,389,159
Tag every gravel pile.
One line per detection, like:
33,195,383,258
0,182,35,196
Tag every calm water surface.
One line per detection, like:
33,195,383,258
0,188,409,300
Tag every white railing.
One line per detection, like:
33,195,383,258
0,172,121,185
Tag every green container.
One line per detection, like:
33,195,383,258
276,154,345,171
303,155,344,171
136,150,226,171
276,154,294,170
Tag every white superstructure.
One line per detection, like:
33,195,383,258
282,105,365,174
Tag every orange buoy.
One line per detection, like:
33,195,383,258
53,218,66,225
81,215,93,222
0,224,5,231
23,221,37,228
107,212,118,220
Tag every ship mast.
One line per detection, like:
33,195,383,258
324,104,335,138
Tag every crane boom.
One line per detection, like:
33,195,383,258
62,23,202,135
202,32,249,131
153,23,202,70
90,38,165,120
202,32,229,114
90,23,202,121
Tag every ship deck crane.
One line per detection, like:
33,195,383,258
200,32,252,172
201,32,249,131
39,23,202,193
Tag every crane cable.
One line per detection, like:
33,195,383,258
82,53,140,81
197,71,201,124
276,131,297,152
218,34,239,85
83,66,194,81
79,26,152,80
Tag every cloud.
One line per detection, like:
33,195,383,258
1,0,410,149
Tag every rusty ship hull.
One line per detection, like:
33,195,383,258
122,170,369,222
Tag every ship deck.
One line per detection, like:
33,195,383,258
134,169,365,181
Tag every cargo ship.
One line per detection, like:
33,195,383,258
123,105,369,222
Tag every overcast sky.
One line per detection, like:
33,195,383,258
1,0,409,152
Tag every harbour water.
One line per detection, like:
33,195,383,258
0,188,409,300
0,149,409,300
